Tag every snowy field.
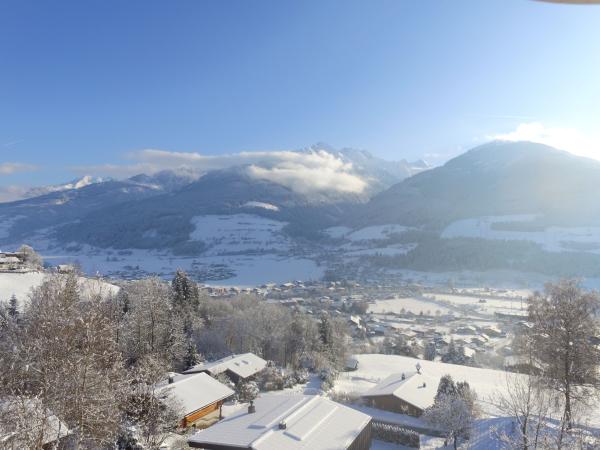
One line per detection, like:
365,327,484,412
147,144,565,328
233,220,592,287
335,354,600,448
442,214,600,253
368,296,451,316
190,214,291,255
0,271,119,304
334,354,521,414
426,293,528,317
334,354,600,426
3,213,323,285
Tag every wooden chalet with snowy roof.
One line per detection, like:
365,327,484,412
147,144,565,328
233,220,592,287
362,369,438,417
157,372,235,429
188,394,372,450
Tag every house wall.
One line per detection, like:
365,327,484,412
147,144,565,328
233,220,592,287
347,420,372,450
365,395,423,417
182,400,225,428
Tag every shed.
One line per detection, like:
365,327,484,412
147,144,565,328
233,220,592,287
158,372,235,428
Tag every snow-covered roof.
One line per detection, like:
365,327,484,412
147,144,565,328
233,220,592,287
0,256,20,264
0,398,71,446
188,394,371,450
183,353,267,379
158,373,234,417
363,371,438,411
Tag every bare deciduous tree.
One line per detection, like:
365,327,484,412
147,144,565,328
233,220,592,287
524,280,600,429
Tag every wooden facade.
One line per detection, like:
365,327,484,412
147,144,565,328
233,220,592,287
364,395,424,417
181,399,226,429
347,420,372,450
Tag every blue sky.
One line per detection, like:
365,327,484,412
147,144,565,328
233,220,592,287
1,0,600,195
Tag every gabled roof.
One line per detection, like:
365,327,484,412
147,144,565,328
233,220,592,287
158,372,234,417
188,394,371,450
183,353,267,379
362,371,438,411
0,398,71,446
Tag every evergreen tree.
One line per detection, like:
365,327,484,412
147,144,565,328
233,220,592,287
435,374,457,403
442,339,466,365
183,339,201,370
171,269,199,310
424,341,436,361
7,295,18,320
318,313,333,348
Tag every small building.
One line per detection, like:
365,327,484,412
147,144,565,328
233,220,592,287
188,394,372,450
158,372,235,429
0,252,25,271
183,353,267,383
0,398,72,449
362,371,438,417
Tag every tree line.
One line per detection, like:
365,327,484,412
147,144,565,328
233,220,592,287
0,269,350,449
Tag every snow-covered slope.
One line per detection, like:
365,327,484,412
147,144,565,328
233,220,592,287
23,175,105,199
0,271,119,305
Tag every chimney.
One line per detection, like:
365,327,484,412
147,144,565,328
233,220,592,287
168,372,175,384
423,382,427,388
401,373,405,380
278,420,287,430
248,400,256,414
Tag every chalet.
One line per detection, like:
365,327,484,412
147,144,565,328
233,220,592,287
158,372,235,429
362,371,438,417
188,394,372,450
183,353,267,383
0,252,25,271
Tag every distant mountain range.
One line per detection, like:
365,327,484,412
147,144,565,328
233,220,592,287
360,141,600,229
3,141,600,282
0,144,425,251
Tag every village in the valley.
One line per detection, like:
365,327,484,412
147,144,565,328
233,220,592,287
2,246,596,450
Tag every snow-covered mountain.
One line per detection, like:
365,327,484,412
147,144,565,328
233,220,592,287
359,140,600,228
23,175,105,199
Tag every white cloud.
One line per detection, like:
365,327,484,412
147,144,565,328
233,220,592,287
0,162,37,175
0,185,29,203
247,151,367,194
491,122,600,160
73,148,368,195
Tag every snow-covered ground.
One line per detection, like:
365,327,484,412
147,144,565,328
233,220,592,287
335,354,521,418
190,214,291,255
442,214,600,253
426,293,528,317
335,354,600,428
0,271,119,304
368,297,452,316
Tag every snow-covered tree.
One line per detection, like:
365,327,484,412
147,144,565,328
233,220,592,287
120,277,186,369
0,273,125,448
493,373,555,450
171,269,202,338
7,294,18,320
523,280,600,429
17,244,43,269
442,339,467,365
236,380,259,403
121,356,182,449
425,375,478,450
171,269,200,309
424,341,436,361
435,374,458,404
